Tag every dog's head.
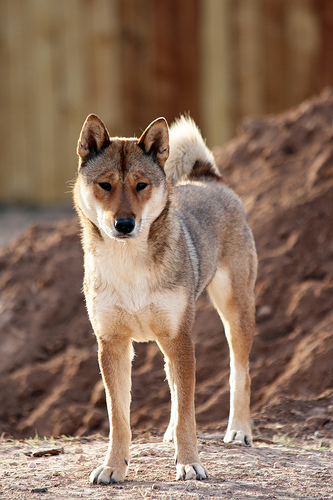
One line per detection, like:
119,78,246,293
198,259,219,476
75,114,170,240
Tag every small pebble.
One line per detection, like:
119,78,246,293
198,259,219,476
31,487,48,493
257,304,273,320
274,461,287,468
9,485,26,491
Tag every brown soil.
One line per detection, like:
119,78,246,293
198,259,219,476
0,90,332,496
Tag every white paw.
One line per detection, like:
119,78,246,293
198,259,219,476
163,425,174,442
176,462,208,481
224,429,252,446
90,462,128,484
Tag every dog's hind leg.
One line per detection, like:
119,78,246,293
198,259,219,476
207,265,256,446
90,337,133,484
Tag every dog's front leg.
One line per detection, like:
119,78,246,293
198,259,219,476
90,337,133,485
158,335,208,481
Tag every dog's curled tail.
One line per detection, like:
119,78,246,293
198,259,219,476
165,116,221,185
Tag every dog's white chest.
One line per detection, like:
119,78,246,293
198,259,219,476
91,284,159,343
84,244,187,342
85,244,158,341
88,249,152,306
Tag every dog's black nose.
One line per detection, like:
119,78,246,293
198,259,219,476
114,218,135,235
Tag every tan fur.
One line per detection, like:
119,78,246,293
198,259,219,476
74,114,257,484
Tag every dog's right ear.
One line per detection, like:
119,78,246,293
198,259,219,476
77,114,110,162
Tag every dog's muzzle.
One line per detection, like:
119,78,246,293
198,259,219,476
114,217,135,236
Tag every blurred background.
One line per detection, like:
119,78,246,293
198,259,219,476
0,0,332,206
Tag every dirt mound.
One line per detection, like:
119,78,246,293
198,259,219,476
0,89,332,442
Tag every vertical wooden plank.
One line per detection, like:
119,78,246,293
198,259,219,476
26,0,56,203
82,0,102,121
0,0,12,202
120,0,154,134
285,0,321,107
200,0,238,146
319,0,333,87
262,0,286,113
46,0,68,202
62,0,86,122
152,0,200,127
59,0,88,200
90,0,124,135
238,0,265,117
134,0,156,132
20,0,41,203
3,0,29,202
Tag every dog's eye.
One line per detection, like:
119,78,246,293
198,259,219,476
136,182,148,192
98,182,112,192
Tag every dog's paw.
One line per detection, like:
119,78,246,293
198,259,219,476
224,429,252,446
163,425,174,442
176,462,208,481
90,463,127,485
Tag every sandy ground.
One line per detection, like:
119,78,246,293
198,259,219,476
1,433,332,500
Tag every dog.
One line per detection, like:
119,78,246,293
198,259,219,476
74,114,257,484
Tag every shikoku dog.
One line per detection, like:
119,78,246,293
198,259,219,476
74,114,257,484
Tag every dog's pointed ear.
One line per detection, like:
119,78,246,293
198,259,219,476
77,114,110,162
138,117,169,166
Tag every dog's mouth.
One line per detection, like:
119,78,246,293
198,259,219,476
104,227,138,240
101,228,138,241
113,232,135,240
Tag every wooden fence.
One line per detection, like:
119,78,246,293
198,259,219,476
0,0,331,203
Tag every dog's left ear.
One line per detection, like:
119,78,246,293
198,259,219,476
138,117,169,166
